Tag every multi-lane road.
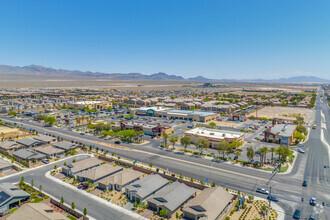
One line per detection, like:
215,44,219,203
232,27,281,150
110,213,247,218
0,90,329,220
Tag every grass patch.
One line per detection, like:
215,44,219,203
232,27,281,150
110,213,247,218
258,164,289,172
10,208,18,213
67,215,77,220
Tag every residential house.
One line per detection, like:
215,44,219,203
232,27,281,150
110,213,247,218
33,146,66,158
7,203,68,220
16,138,43,148
61,157,103,177
0,141,23,154
0,159,13,172
126,174,169,202
52,141,77,152
12,149,46,164
0,183,30,214
182,186,234,220
147,182,196,218
98,169,144,191
76,164,123,183
33,135,56,144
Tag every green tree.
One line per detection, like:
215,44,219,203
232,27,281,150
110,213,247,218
180,136,191,151
294,131,306,143
54,164,57,170
84,208,87,216
235,150,241,161
230,140,242,149
162,133,169,146
246,146,254,161
195,138,210,155
31,179,34,188
217,141,230,159
169,135,179,149
45,116,56,126
296,125,307,135
209,122,216,128
71,202,75,209
61,196,64,204
159,209,167,217
19,176,25,186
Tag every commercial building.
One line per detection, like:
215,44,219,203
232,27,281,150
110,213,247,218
68,101,112,110
184,127,244,148
0,183,30,214
120,121,173,137
182,186,234,220
132,107,219,123
264,124,297,145
147,182,196,218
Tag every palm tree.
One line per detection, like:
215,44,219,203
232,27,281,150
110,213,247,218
270,147,276,164
162,133,169,147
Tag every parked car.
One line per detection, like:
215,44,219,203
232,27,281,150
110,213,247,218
42,159,49,164
267,195,279,202
302,180,308,187
114,141,121,144
293,209,301,219
310,197,317,206
80,132,85,135
234,156,238,160
309,213,315,220
298,148,305,153
256,188,269,195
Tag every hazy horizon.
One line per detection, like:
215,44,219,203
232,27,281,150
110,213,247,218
1,0,330,79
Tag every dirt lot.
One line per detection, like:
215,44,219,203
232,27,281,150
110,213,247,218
209,120,239,128
249,106,315,124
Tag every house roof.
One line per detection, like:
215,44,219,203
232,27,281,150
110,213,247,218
52,141,76,150
98,169,144,186
0,141,22,150
0,183,30,207
182,186,233,220
269,124,297,137
0,159,12,170
33,135,56,143
77,164,123,181
34,146,65,156
64,157,103,174
16,138,43,147
148,182,196,212
7,203,68,220
126,174,168,199
12,149,46,160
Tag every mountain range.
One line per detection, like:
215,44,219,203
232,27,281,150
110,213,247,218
0,64,329,83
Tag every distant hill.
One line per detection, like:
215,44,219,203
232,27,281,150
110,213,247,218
0,64,329,83
0,65,184,81
276,76,330,83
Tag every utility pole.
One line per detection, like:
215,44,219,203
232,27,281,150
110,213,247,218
266,159,281,217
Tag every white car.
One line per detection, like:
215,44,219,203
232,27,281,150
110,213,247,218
298,148,305,153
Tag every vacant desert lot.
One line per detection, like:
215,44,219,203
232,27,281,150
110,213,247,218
250,106,315,124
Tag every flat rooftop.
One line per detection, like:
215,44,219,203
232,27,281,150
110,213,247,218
185,127,244,139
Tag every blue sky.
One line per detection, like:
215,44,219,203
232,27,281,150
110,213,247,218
1,0,330,79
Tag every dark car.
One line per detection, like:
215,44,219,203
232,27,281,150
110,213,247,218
310,197,317,206
234,156,238,160
256,188,269,195
293,209,300,219
302,180,308,187
114,141,121,144
309,213,315,220
267,195,279,202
